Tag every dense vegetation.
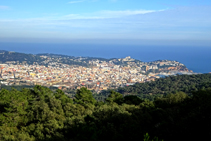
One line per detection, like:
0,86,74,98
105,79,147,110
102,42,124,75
98,74,211,100
47,73,211,101
1,84,211,140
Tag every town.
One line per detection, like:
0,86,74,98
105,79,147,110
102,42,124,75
0,54,195,93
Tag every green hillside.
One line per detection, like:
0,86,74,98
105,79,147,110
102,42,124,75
98,73,211,100
1,84,211,141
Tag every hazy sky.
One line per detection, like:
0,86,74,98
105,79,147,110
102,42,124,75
0,0,211,45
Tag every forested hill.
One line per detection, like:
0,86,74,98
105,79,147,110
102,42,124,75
0,50,43,65
99,73,211,100
1,85,211,140
117,73,211,95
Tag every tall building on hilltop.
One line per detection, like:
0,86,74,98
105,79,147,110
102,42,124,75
146,65,149,72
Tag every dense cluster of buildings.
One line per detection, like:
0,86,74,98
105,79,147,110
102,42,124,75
0,56,194,93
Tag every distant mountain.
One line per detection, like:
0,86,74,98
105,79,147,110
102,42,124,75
0,50,43,65
0,50,143,67
36,53,76,59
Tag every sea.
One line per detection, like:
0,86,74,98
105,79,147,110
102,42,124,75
0,42,211,73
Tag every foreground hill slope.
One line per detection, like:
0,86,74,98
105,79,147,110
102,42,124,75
0,85,211,141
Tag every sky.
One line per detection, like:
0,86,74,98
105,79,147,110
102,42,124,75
0,0,211,46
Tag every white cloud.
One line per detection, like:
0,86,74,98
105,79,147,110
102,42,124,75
99,9,157,17
1,6,210,41
0,5,10,10
64,15,103,20
63,9,160,19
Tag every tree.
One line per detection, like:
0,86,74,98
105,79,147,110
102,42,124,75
74,87,96,108
106,90,123,105
54,89,73,106
144,133,164,141
123,95,144,105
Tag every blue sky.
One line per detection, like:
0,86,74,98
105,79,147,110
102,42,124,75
0,0,211,46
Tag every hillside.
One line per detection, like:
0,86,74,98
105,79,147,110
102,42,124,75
99,73,211,100
0,85,211,141
0,50,188,71
0,50,43,65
